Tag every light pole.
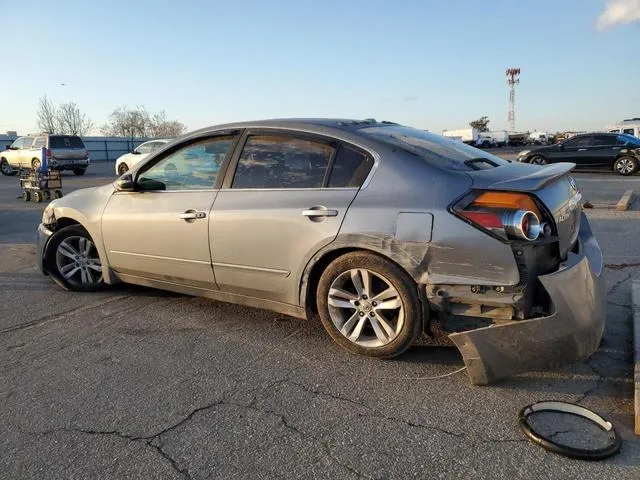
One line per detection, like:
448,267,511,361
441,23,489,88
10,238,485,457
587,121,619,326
506,68,520,132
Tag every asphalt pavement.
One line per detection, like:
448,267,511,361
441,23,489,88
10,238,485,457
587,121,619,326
0,162,639,479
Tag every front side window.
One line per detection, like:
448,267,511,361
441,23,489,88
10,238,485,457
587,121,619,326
232,135,334,189
136,142,152,154
563,136,592,148
328,147,373,188
138,136,235,191
11,138,25,149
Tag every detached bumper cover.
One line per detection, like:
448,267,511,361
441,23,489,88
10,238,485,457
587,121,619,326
449,213,605,385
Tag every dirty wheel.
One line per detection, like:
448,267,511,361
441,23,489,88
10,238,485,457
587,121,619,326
32,158,41,172
22,191,31,202
529,156,547,165
48,225,104,291
54,189,63,199
1,159,16,176
117,163,129,175
32,191,42,203
317,252,422,358
613,156,638,176
43,190,51,201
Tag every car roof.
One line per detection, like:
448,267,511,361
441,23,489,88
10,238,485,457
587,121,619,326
188,118,398,136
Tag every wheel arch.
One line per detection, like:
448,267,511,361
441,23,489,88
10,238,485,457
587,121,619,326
299,241,425,318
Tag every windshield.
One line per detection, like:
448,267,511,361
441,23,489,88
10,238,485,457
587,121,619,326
620,134,640,146
361,125,510,171
49,136,85,149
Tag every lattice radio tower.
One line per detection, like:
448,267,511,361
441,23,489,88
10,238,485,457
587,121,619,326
506,68,520,132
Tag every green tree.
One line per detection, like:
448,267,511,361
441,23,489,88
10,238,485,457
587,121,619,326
469,116,490,132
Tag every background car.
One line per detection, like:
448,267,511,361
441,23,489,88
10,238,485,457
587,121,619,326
36,119,603,385
0,134,90,176
115,139,171,175
517,132,640,175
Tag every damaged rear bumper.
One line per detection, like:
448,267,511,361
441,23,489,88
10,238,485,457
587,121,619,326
449,213,605,385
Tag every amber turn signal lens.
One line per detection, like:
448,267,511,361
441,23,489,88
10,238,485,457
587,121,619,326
471,192,541,218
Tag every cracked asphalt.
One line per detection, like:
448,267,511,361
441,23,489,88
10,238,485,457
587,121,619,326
1,164,639,479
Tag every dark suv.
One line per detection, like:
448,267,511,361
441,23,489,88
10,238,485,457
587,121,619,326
517,133,640,176
0,134,90,176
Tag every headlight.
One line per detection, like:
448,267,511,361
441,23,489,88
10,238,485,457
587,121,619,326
518,150,530,157
42,203,56,225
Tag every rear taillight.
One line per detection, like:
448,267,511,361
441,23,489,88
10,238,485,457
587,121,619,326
46,148,52,158
455,191,551,241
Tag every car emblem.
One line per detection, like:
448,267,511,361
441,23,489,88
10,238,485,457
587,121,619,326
568,176,578,194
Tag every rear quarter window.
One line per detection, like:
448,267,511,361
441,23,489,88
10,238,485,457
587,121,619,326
49,136,85,149
328,147,373,188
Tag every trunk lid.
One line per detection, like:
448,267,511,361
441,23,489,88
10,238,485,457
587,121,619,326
466,162,582,259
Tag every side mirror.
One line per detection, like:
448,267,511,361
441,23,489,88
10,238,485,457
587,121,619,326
7,145,16,150
115,173,135,191
557,143,564,149
132,149,140,155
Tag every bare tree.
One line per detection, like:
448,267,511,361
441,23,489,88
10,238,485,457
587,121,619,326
36,95,58,134
148,110,186,138
57,102,94,136
102,106,186,140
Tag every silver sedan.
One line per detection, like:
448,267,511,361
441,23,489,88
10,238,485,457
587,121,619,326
37,119,605,384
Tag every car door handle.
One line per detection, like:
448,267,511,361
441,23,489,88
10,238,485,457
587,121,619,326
302,207,338,217
577,148,587,151
179,210,206,220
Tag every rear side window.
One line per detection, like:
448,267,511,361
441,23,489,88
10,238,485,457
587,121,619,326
623,128,635,135
21,138,34,149
328,147,373,188
361,125,509,171
33,137,46,148
232,135,334,189
49,136,85,149
592,135,616,146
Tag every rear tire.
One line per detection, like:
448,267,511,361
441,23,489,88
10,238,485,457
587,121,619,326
22,191,31,202
529,155,547,165
54,189,63,199
613,156,638,176
46,225,104,292
316,252,422,358
32,158,41,172
73,168,86,176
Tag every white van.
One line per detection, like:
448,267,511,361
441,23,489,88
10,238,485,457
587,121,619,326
607,118,640,138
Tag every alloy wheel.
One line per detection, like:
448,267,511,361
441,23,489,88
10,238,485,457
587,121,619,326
530,156,546,165
616,158,635,175
55,235,103,288
327,268,404,348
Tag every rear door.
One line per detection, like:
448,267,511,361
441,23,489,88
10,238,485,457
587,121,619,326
209,131,374,305
588,135,619,167
18,137,35,167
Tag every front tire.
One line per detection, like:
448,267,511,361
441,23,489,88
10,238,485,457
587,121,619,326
529,155,547,165
316,252,422,358
1,158,16,176
117,163,129,175
47,225,104,292
613,156,638,176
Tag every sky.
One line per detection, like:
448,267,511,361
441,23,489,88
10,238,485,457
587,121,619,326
1,0,639,135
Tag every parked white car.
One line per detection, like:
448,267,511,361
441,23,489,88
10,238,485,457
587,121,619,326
115,139,171,175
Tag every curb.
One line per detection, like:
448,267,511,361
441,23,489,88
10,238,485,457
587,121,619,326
616,190,635,212
632,280,640,435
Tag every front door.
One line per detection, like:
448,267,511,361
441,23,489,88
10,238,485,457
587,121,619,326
210,132,373,305
101,134,239,289
555,135,594,167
